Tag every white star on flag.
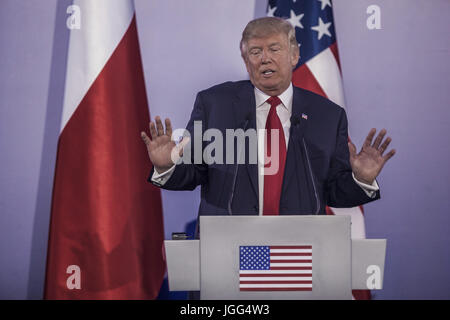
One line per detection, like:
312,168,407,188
311,17,332,40
287,9,304,29
318,0,332,10
267,5,277,17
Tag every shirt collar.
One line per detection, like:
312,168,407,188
254,83,293,112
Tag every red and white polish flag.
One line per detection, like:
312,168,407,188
45,0,165,299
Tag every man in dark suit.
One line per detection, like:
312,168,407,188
141,17,395,218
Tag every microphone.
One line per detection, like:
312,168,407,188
292,114,320,214
228,112,253,215
302,137,320,215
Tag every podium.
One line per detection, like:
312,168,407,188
164,215,386,300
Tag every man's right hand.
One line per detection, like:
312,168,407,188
141,116,184,173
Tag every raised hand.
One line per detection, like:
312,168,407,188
141,116,187,173
348,128,396,185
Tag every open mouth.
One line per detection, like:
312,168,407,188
261,69,275,76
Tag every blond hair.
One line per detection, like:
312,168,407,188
240,17,299,59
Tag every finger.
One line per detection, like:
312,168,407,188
348,141,357,158
141,131,151,146
383,149,396,162
165,118,172,137
363,128,377,148
372,128,387,149
155,116,164,136
379,137,392,155
149,121,157,140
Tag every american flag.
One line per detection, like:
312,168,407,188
239,245,312,291
268,0,370,300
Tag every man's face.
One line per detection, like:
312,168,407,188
243,32,299,96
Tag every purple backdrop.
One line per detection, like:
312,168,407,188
0,0,449,299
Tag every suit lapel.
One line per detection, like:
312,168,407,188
230,84,310,207
282,86,310,195
231,81,259,200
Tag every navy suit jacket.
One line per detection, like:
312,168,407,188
149,80,379,217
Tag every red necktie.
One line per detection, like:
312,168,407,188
263,96,287,215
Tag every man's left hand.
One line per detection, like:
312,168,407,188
348,128,396,185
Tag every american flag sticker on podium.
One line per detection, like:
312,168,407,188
239,245,313,291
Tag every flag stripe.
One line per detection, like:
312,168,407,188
329,42,341,71
292,64,327,97
305,47,346,108
271,259,312,263
240,280,313,284
61,0,135,133
270,252,312,256
240,288,313,291
240,274,312,278
270,264,312,269
240,284,312,288
270,249,312,253
240,277,312,281
270,246,312,249
330,206,366,239
270,267,312,270
240,270,312,275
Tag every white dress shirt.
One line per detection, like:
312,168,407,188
254,84,292,215
152,83,379,214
